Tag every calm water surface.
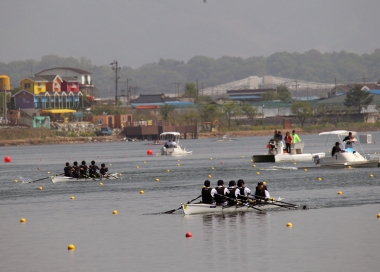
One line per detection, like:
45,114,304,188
1,132,380,272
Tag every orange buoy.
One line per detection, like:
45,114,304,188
4,156,11,163
185,232,193,238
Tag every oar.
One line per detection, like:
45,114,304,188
251,195,298,208
148,195,202,215
28,173,64,183
218,194,264,213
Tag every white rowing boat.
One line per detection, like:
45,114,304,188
51,173,119,183
182,199,297,215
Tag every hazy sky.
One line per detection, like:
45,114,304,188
1,0,379,68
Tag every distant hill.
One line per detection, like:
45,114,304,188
1,49,380,97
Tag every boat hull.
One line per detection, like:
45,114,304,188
51,173,119,183
182,202,290,215
314,152,378,168
252,152,325,163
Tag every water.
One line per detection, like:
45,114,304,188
1,132,380,271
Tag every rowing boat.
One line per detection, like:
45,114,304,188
51,173,119,183
182,199,297,215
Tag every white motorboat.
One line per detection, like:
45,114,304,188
313,130,378,168
51,173,119,183
252,141,325,163
182,199,297,215
160,132,192,156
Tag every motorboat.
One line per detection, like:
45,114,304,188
160,132,192,156
252,140,325,163
313,130,378,168
182,198,297,215
51,173,119,183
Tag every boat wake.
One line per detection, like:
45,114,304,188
259,166,298,171
19,176,31,183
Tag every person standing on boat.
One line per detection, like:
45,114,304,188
214,180,229,206
100,163,109,177
201,180,215,204
284,132,292,153
171,141,177,148
89,160,100,178
227,180,237,206
254,182,270,202
80,160,88,178
236,179,251,201
64,162,72,177
343,132,355,149
72,161,80,178
331,142,342,156
291,130,301,144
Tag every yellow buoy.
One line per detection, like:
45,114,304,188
347,166,351,169
177,159,180,162
38,186,43,190
155,178,160,182
109,164,112,166
136,166,139,169
263,181,266,185
375,152,377,155
256,172,260,175
286,222,293,227
293,162,296,165
318,177,322,181
112,210,118,215
338,191,342,195
377,213,380,218
208,174,212,178
202,186,206,188
241,156,245,158
144,161,146,164
167,170,170,172
99,182,103,186
210,158,213,160
253,164,256,167
70,196,75,200
369,174,374,177
14,179,18,183
119,173,122,176
304,169,307,172
140,190,145,194
47,171,50,174
20,218,26,223
211,167,214,170
177,164,180,166
68,244,75,250
250,159,253,162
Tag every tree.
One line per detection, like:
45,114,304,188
183,83,198,98
200,104,222,132
344,85,374,113
159,103,176,120
240,104,257,122
276,85,292,102
290,101,313,127
261,91,277,101
221,101,240,127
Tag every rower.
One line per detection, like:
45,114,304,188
64,162,72,177
236,179,251,201
227,180,237,206
214,180,229,206
254,181,270,202
72,161,80,178
80,160,88,178
201,180,215,204
89,160,100,178
100,163,109,177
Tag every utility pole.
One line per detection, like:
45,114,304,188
110,60,121,106
173,83,181,97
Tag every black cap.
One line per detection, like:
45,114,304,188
82,160,86,165
217,180,224,186
228,180,236,187
335,142,340,145
237,179,244,187
204,180,210,187
258,182,264,186
91,160,95,165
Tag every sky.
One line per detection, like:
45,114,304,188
1,0,380,68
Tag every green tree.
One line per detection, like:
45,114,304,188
159,103,176,120
241,104,257,121
344,85,374,113
290,101,313,127
200,104,221,132
261,91,277,101
221,101,240,128
183,83,198,98
277,85,292,102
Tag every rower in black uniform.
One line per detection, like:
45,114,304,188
227,180,237,206
201,180,214,204
214,180,229,206
72,161,80,178
64,162,72,177
80,160,88,178
236,179,251,201
100,163,109,177
89,160,100,178
254,182,270,202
